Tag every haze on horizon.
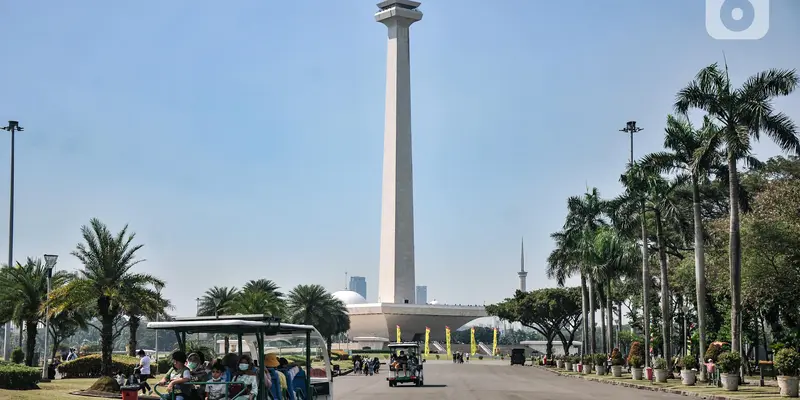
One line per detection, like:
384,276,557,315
1,1,798,317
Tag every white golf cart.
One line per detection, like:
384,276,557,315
386,342,425,387
148,315,333,400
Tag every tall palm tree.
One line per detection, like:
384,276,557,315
562,188,607,353
622,163,687,371
546,230,590,356
242,279,284,299
48,218,162,376
286,284,350,355
123,291,171,356
0,258,70,366
198,286,240,353
675,63,800,353
640,115,721,360
233,289,284,316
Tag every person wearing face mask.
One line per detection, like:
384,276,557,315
233,354,259,400
187,353,209,382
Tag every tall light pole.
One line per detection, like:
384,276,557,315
213,298,221,353
154,287,162,362
195,298,201,342
41,254,58,380
2,120,23,361
620,120,646,365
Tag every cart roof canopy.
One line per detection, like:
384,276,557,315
388,342,421,348
146,314,317,336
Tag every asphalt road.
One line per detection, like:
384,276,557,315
333,360,685,400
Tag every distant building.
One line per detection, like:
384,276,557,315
415,285,428,305
349,276,367,300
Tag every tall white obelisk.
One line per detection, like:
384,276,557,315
518,238,528,292
376,0,422,304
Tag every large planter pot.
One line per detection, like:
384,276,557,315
565,362,572,371
721,373,739,391
595,364,606,376
778,376,800,397
681,369,697,386
611,365,623,377
632,368,644,380
583,364,591,374
557,360,564,369
654,368,669,383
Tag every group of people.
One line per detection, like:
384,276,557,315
390,350,419,376
352,355,380,376
123,349,305,400
451,352,469,364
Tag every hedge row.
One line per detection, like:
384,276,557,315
0,363,40,389
57,354,141,379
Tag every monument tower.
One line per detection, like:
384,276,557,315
376,0,422,304
518,238,528,292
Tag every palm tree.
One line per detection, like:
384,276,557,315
242,279,284,299
0,258,70,366
48,218,162,376
198,286,240,353
562,188,607,353
123,291,171,356
286,284,350,355
675,63,800,353
622,163,687,371
546,230,590,356
640,115,721,360
234,279,285,317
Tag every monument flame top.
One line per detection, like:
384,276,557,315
377,0,421,11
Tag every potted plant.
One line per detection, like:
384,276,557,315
609,348,624,377
593,353,607,376
774,348,800,397
681,355,698,386
556,355,565,369
653,357,669,383
582,354,593,374
717,351,742,391
629,355,644,380
564,355,573,371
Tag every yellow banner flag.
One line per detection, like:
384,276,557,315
492,328,498,356
396,325,401,343
424,327,430,356
470,327,477,355
445,326,451,357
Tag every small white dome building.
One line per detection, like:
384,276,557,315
332,290,368,305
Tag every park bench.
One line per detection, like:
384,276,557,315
759,361,776,387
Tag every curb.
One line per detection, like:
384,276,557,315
533,366,737,400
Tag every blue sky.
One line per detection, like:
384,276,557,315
1,1,799,317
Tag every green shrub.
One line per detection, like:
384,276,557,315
11,348,24,364
57,354,140,379
774,348,800,376
704,343,723,362
0,363,40,389
629,355,643,368
653,357,667,370
592,353,606,366
716,352,741,374
478,355,484,360
435,354,440,360
581,354,592,364
610,348,624,366
682,355,698,370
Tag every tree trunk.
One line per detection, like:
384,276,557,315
24,320,37,367
580,274,590,356
99,297,114,376
128,316,140,357
617,300,622,349
607,280,614,351
691,176,708,362
600,298,607,354
655,210,672,371
640,200,651,368
727,153,742,356
588,278,596,354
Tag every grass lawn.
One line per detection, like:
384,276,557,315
551,368,784,400
0,378,98,400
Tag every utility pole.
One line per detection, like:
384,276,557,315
2,120,23,361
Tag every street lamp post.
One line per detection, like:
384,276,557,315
155,287,162,363
213,298,221,353
41,254,58,380
195,298,201,342
2,120,23,361
619,120,645,365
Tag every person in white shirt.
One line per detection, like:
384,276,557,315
136,349,152,395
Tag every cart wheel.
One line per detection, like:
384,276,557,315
419,380,424,387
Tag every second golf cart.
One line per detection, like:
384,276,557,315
387,342,424,387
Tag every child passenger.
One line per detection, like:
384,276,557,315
205,361,228,400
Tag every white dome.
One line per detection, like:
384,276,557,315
428,299,439,305
332,290,367,305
